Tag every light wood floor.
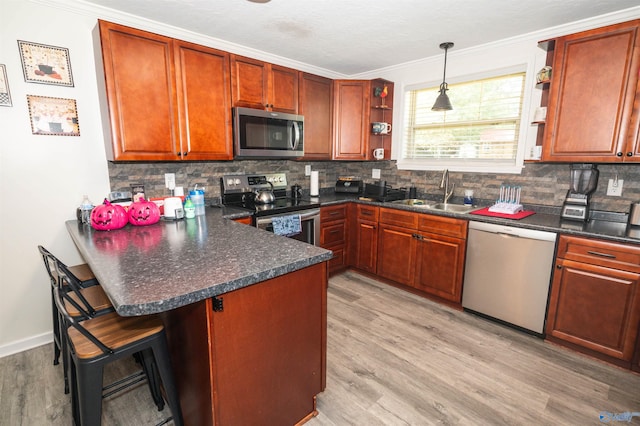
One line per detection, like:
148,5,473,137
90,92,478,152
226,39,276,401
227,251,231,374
2,270,639,425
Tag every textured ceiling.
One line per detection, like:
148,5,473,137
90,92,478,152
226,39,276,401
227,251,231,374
80,0,639,75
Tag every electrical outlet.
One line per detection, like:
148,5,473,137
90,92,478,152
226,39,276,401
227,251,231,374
164,173,176,190
607,179,623,196
372,169,381,179
305,165,312,176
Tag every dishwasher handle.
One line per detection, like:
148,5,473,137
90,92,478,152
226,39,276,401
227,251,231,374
469,221,557,242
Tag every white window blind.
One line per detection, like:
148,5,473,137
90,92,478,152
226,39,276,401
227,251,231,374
403,72,526,167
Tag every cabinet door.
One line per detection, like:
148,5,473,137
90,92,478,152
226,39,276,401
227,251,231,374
98,20,179,161
413,234,466,303
542,21,640,162
377,224,417,285
174,41,233,160
299,73,333,159
230,55,269,110
333,80,370,160
546,259,640,361
270,64,299,113
355,220,378,273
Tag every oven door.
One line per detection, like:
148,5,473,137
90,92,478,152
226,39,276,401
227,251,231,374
255,209,320,246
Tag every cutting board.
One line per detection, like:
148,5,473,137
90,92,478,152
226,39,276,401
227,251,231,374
470,207,535,220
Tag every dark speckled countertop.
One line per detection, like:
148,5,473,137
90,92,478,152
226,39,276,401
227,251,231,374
66,208,332,316
314,192,640,245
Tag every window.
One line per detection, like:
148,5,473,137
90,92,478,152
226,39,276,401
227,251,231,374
400,69,527,173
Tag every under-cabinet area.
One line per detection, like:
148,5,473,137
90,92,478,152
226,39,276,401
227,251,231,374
320,200,640,372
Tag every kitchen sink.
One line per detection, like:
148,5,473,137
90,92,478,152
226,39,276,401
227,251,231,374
390,199,476,213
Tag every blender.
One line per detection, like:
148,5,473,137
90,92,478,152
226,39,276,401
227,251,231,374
561,164,599,221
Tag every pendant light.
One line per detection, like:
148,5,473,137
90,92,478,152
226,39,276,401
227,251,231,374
432,42,454,111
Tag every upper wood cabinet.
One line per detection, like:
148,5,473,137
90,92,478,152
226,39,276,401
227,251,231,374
230,55,299,113
299,73,333,160
541,20,640,162
97,20,233,161
333,80,371,160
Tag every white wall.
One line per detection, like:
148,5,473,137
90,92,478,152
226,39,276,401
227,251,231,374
2,0,639,356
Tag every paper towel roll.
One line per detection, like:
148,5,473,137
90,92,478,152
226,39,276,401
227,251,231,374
310,171,319,197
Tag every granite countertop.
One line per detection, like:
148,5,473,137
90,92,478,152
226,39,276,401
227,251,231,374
313,192,640,245
66,209,332,316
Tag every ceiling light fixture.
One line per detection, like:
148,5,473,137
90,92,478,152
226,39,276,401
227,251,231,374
432,42,454,111
247,0,271,3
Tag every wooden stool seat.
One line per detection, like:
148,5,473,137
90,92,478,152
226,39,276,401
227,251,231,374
65,285,113,318
69,313,164,359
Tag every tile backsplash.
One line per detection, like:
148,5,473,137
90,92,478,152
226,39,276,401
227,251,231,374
109,160,640,213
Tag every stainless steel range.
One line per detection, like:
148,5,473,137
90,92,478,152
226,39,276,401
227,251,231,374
220,173,320,245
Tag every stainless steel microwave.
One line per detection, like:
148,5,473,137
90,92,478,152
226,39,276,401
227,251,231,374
233,107,304,159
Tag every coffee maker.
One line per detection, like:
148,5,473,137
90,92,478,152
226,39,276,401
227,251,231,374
561,164,599,221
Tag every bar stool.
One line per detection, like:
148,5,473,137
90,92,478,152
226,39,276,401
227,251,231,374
53,281,183,426
38,245,113,393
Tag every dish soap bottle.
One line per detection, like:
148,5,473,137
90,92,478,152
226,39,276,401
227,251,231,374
183,196,196,219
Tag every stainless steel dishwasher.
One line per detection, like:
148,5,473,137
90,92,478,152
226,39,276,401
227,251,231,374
462,221,557,335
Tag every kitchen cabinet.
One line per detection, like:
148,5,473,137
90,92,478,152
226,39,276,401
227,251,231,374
299,73,333,160
97,20,233,161
377,208,467,304
162,263,326,425
349,204,379,273
546,235,640,367
230,55,299,114
377,208,418,285
541,20,640,162
369,79,394,160
333,80,371,160
413,215,467,304
320,204,348,275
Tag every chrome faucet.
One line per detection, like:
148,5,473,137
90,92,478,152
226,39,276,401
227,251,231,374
440,169,455,204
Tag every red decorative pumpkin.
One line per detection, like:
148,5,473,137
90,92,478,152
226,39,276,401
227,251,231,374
128,197,161,226
91,199,128,231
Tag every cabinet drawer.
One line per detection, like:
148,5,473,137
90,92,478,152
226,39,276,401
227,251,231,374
321,220,346,246
326,244,347,272
418,215,468,239
357,205,379,222
558,235,640,272
379,207,418,229
321,204,347,222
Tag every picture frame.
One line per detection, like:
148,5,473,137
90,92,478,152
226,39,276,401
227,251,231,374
18,40,74,87
0,64,12,107
27,95,80,136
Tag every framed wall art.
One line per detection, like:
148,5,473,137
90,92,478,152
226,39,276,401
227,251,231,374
27,95,80,136
0,65,12,107
18,40,74,87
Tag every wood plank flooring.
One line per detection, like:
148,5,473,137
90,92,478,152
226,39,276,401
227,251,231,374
1,270,639,425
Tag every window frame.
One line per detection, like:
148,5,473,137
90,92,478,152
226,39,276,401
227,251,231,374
396,64,536,174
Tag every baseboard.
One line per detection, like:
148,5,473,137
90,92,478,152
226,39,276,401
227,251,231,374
0,332,52,359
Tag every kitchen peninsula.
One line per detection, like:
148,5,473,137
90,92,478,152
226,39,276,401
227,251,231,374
66,210,332,425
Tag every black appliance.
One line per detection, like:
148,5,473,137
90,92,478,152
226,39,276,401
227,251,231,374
335,177,363,194
233,107,304,159
359,181,407,202
220,173,320,245
561,164,599,221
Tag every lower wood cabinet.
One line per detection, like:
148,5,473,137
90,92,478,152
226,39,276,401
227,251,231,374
376,208,467,304
349,204,379,273
161,263,327,425
546,235,640,366
320,204,348,275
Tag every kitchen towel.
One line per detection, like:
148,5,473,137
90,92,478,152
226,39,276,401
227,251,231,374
271,214,302,237
470,207,536,220
310,171,319,197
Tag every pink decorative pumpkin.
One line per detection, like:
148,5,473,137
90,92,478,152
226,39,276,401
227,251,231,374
128,197,160,226
90,199,128,231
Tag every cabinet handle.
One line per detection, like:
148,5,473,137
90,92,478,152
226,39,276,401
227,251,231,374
587,250,616,259
412,233,423,240
617,152,623,157
627,152,633,157
183,152,188,157
329,229,341,234
557,264,562,269
329,211,340,216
